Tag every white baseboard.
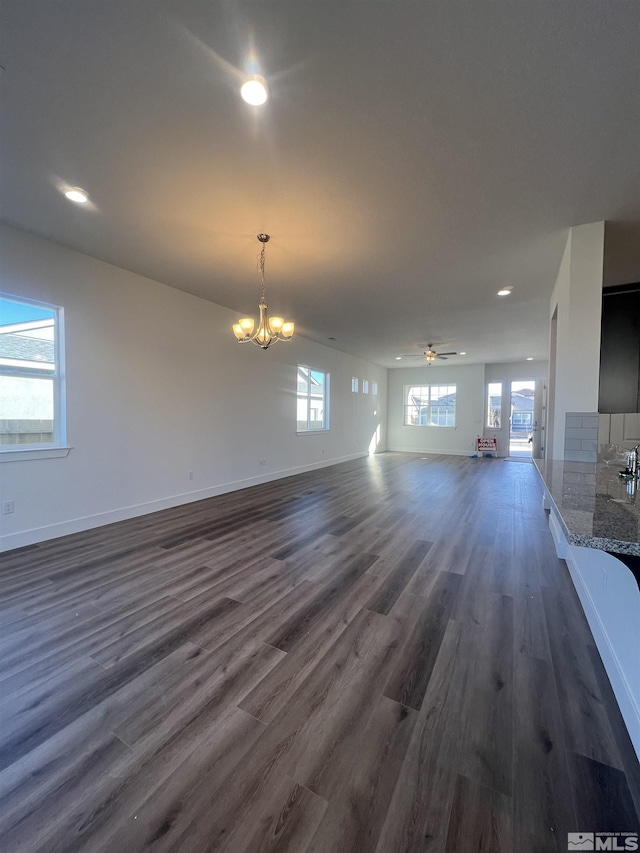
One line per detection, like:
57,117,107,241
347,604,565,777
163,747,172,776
0,451,368,552
548,508,568,559
386,446,473,456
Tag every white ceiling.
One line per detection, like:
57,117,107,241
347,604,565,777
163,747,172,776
1,1,639,368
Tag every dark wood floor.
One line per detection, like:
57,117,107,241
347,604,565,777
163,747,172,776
0,452,638,852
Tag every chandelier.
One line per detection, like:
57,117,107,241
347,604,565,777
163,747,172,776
232,234,294,349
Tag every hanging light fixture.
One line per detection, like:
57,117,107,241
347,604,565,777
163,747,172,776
233,234,294,349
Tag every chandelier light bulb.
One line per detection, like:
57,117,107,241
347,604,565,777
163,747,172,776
240,76,268,106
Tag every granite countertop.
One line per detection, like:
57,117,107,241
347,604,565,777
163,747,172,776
534,458,640,557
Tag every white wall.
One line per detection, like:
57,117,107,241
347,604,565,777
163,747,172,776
0,225,387,551
548,221,604,459
387,363,485,455
484,361,548,384
387,360,549,458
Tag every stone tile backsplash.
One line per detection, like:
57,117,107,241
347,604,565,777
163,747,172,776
564,412,598,462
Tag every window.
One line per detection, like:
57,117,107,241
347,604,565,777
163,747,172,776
487,382,502,428
362,379,369,394
371,381,378,396
352,376,358,393
297,365,329,431
0,294,65,450
512,411,532,431
404,384,456,427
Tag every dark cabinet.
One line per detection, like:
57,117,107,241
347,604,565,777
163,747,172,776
599,284,640,413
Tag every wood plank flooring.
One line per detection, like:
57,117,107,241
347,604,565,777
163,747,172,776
0,452,638,852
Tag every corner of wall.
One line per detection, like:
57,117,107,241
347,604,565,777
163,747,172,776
547,222,604,460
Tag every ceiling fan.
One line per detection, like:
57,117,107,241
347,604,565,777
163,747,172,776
424,343,458,363
399,343,458,364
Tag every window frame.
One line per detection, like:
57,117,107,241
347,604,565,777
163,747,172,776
403,383,456,428
0,292,68,460
297,364,330,433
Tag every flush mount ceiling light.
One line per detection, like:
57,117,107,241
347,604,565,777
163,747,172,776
233,234,294,349
240,75,268,106
63,186,89,204
396,356,402,360
497,286,513,296
459,351,467,355
526,357,534,361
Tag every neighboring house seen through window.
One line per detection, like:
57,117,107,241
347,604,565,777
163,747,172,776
297,365,329,431
0,294,65,450
404,384,456,427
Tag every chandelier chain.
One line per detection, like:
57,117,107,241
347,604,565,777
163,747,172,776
258,243,266,300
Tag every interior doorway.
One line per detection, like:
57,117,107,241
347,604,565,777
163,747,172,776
509,380,535,458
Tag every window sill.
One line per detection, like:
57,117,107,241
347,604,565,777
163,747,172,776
403,425,456,429
0,446,71,463
297,429,331,435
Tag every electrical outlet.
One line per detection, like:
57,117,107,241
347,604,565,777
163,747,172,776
259,458,267,466
188,471,194,480
3,500,14,515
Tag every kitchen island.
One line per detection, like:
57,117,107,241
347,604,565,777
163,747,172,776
534,457,640,761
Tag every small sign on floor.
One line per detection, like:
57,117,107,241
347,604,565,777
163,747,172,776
477,436,497,456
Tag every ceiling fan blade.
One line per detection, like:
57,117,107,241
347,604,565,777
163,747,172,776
437,355,448,360
438,351,457,356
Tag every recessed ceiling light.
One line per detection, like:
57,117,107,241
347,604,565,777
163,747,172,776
526,357,533,361
497,287,513,296
64,187,89,204
396,356,402,360
459,351,466,355
240,75,268,106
